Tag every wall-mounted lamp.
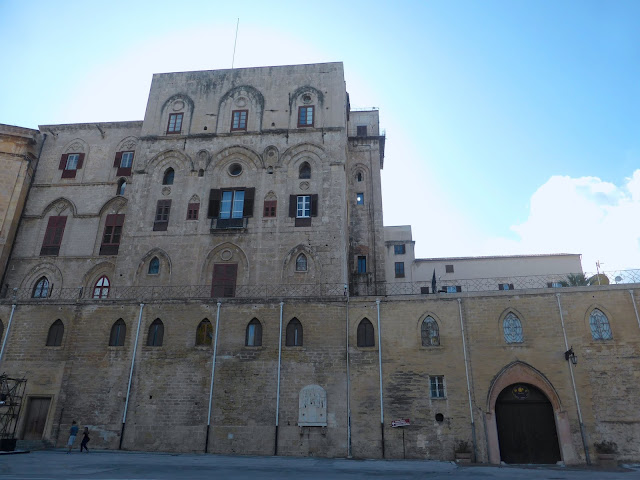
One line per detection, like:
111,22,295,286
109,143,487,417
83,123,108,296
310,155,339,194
564,347,578,365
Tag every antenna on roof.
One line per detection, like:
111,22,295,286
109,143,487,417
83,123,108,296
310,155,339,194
231,18,240,69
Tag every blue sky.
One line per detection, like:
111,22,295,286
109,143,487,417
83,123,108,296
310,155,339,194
2,1,639,271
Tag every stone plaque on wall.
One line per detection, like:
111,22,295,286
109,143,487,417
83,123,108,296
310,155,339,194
298,385,327,427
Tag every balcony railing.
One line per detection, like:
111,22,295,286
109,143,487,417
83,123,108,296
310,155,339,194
210,217,248,231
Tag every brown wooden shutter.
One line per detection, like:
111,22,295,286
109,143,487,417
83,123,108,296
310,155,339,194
243,188,255,217
59,154,68,170
114,151,123,168
310,194,319,217
41,216,67,256
498,284,504,291
547,282,553,288
76,153,85,169
289,195,297,217
456,286,462,292
208,189,221,218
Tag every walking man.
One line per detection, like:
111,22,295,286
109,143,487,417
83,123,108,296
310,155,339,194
80,427,90,453
66,421,78,453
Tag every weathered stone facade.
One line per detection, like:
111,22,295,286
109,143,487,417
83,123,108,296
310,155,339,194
0,63,638,465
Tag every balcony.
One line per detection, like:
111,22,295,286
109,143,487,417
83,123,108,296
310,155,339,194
210,217,248,232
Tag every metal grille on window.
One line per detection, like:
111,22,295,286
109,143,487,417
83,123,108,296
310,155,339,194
32,277,49,298
589,308,613,340
421,316,440,346
503,312,524,343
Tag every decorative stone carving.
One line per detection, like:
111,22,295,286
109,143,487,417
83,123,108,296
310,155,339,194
162,187,171,196
299,181,310,191
172,100,185,111
66,142,84,153
220,249,233,261
298,385,327,427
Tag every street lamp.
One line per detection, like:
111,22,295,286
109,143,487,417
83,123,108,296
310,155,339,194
564,347,578,365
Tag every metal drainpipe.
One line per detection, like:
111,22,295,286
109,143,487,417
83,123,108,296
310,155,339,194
0,304,17,368
205,301,221,453
629,290,640,330
274,301,284,455
556,294,590,465
457,299,478,461
376,298,384,458
346,292,352,458
120,303,144,450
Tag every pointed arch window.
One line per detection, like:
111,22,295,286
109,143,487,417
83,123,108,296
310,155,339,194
590,308,613,340
162,168,175,185
109,319,126,346
196,319,213,346
46,320,64,346
32,277,50,298
93,275,110,299
421,316,440,346
148,257,160,275
286,318,303,346
117,178,126,196
245,318,263,346
296,254,308,272
299,162,311,179
357,318,375,347
503,312,524,343
147,319,164,347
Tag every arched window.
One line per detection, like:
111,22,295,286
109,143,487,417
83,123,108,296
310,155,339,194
357,318,375,347
117,178,126,196
147,319,164,346
503,312,523,343
93,275,110,299
286,318,303,346
195,319,213,346
299,162,311,179
421,316,440,346
32,277,49,298
245,318,262,346
109,319,126,346
356,172,363,182
46,320,64,346
295,254,307,272
148,257,160,275
162,168,175,185
590,308,613,340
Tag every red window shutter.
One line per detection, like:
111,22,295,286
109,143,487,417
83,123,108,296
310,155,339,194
243,188,255,217
289,195,297,217
61,168,76,179
310,194,319,217
59,154,68,170
114,151,123,168
211,263,238,298
41,216,67,256
117,167,132,177
76,153,85,169
264,200,277,217
208,189,221,218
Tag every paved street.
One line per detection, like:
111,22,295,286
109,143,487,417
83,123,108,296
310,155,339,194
0,450,637,479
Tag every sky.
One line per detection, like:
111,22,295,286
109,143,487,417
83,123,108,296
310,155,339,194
1,0,639,273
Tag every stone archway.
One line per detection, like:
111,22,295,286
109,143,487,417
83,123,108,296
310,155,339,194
485,362,579,465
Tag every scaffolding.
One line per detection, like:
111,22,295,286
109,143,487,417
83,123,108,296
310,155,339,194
0,374,27,449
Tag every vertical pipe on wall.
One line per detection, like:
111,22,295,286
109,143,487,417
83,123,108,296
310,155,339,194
376,298,384,458
274,301,284,455
629,290,640,330
555,294,590,465
0,304,17,368
346,293,352,458
457,299,478,461
205,301,222,453
120,303,144,450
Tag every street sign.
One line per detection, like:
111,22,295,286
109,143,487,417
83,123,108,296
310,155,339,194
391,419,410,428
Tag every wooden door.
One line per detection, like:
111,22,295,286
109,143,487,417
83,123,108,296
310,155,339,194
211,264,237,298
496,384,561,464
22,397,51,440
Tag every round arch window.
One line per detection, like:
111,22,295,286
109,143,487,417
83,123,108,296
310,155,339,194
228,163,243,176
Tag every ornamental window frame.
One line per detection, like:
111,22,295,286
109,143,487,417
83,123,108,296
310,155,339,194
503,312,524,344
589,308,613,340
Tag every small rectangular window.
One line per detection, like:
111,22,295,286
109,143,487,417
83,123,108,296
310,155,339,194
445,264,454,273
59,153,84,178
420,287,430,294
298,106,314,127
430,376,445,398
445,285,462,293
263,200,277,217
395,262,405,278
356,193,364,205
357,256,367,274
154,200,171,231
356,125,367,136
114,151,134,177
100,214,125,255
167,113,183,134
40,216,67,256
231,110,248,131
187,203,200,220
394,245,405,255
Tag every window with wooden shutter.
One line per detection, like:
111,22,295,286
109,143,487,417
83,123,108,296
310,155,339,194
114,151,134,177
208,189,221,218
40,216,67,256
187,203,200,220
263,200,277,217
100,214,125,255
211,263,237,298
242,188,255,217
231,110,248,131
59,153,84,179
167,113,183,134
153,200,171,231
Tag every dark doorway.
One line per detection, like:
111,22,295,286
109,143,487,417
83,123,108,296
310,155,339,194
211,263,237,298
496,383,561,464
22,397,51,440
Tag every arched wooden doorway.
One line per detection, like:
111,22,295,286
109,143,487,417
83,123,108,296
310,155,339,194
495,383,561,464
